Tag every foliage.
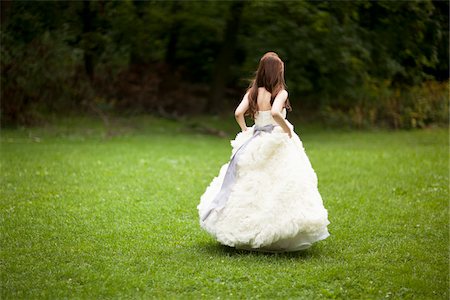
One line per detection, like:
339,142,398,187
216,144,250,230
1,117,448,298
0,2,91,125
1,0,448,127
321,80,449,129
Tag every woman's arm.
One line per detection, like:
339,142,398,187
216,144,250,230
271,90,292,138
234,92,249,132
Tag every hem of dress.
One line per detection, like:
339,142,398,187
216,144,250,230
234,230,330,253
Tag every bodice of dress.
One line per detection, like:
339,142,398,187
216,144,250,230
254,108,287,127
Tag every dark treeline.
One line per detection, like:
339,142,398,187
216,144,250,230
1,0,448,128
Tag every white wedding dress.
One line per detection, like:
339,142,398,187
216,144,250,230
197,109,330,252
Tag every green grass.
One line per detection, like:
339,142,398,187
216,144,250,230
1,115,448,299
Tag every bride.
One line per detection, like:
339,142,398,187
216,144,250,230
197,52,330,252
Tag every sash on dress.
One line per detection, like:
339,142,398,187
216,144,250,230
201,124,275,221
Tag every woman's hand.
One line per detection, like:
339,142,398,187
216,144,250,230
286,129,292,138
283,127,292,138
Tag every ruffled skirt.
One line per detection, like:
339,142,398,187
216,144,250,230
197,123,330,252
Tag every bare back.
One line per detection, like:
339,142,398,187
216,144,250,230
256,87,272,111
234,86,290,135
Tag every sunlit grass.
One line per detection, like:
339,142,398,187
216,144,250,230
1,115,448,299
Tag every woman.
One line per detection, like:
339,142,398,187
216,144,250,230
197,52,330,252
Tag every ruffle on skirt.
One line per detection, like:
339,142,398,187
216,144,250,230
197,123,330,251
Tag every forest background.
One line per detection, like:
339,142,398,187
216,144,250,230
1,0,449,128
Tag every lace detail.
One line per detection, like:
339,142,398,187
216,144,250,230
254,108,287,127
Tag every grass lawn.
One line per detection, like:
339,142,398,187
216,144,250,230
1,115,448,299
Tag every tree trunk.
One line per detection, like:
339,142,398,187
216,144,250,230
0,0,12,24
82,0,94,81
165,2,181,69
208,1,245,114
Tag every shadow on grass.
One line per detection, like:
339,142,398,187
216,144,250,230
196,241,324,260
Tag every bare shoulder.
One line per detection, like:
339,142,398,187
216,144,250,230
273,90,288,105
276,89,288,99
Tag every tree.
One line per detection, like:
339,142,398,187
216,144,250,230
209,1,245,113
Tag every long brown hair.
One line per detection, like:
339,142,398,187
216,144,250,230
246,52,292,118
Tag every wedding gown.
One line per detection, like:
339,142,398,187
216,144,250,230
197,109,330,252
